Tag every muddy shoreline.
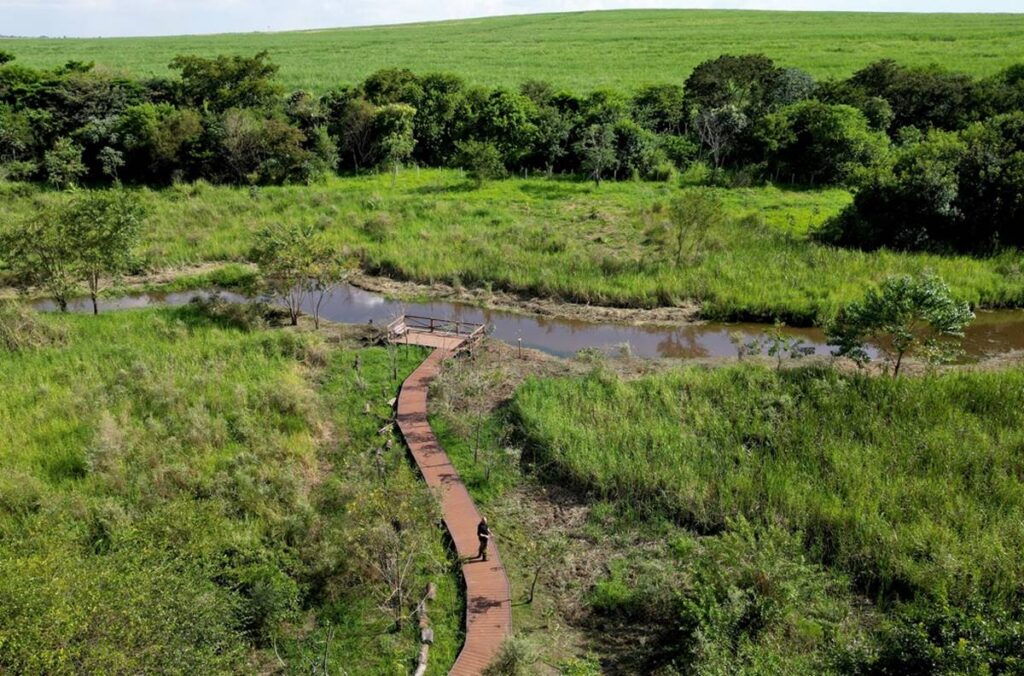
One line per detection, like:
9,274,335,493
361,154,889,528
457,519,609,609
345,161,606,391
348,272,702,327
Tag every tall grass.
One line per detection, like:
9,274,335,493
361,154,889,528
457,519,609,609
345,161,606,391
3,10,1023,91
0,306,460,673
5,171,1022,324
512,365,1024,608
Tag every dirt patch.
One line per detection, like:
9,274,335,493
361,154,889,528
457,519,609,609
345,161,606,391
351,272,701,327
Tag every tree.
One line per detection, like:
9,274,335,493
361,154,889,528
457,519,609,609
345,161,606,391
0,51,14,66
97,146,124,180
576,123,615,186
67,189,145,314
1,189,144,314
0,104,35,164
250,223,317,326
1,203,80,312
757,100,888,185
219,109,314,185
413,72,466,166
955,111,1024,249
847,59,983,132
361,68,422,106
372,103,416,186
612,119,659,180
827,274,974,376
307,244,354,330
693,104,747,173
684,54,784,118
456,140,505,187
530,105,573,176
115,103,202,183
820,129,967,251
44,137,87,189
169,51,282,112
644,189,725,267
322,92,376,170
472,88,536,166
632,83,686,135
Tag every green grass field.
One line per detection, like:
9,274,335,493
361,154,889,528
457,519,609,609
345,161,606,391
6,170,1023,323
512,365,1024,605
3,10,1024,91
0,303,460,673
503,363,1024,671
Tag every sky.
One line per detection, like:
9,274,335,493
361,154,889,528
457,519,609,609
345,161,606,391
1,0,1021,38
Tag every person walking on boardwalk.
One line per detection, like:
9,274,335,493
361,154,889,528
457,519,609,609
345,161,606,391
477,516,491,561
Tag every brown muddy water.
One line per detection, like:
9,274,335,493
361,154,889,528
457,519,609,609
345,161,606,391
33,284,1024,362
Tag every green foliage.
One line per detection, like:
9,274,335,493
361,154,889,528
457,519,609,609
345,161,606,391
758,100,888,185
824,113,1024,252
372,102,416,184
2,199,82,311
591,519,866,673
68,189,146,313
0,308,461,672
456,139,506,187
827,273,974,375
219,108,320,185
576,123,616,186
0,300,64,351
43,137,86,189
512,365,1024,610
1,188,144,313
169,50,282,112
250,221,350,326
644,188,725,268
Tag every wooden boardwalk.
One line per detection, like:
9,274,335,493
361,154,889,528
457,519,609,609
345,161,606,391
394,327,512,675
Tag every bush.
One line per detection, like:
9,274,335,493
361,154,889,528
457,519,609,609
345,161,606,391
0,300,65,352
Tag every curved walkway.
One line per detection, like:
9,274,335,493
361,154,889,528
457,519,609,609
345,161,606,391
396,345,513,674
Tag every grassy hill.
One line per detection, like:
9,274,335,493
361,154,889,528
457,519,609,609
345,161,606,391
3,10,1024,91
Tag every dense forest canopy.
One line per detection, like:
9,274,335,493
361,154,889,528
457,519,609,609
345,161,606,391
1,49,1023,252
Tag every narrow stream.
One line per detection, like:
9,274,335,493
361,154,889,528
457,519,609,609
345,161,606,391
33,284,1024,361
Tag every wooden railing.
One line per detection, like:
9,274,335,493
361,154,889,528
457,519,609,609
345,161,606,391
386,314,486,351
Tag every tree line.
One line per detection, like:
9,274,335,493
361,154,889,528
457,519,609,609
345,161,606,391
1,49,1022,251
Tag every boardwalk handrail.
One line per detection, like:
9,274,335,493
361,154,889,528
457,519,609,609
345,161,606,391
387,314,486,352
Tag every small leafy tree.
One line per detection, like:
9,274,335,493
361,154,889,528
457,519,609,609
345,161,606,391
644,188,725,267
372,103,416,186
2,190,144,314
44,137,87,189
762,323,814,371
97,146,125,180
251,223,349,328
68,189,145,315
1,204,80,312
827,274,974,376
693,105,748,174
576,123,615,186
307,245,354,329
456,140,505,188
0,51,14,66
251,223,317,326
532,105,573,176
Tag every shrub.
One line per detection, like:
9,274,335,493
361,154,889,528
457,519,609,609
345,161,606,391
0,300,65,352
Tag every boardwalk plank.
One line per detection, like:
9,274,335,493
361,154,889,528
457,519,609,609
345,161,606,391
395,334,512,675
